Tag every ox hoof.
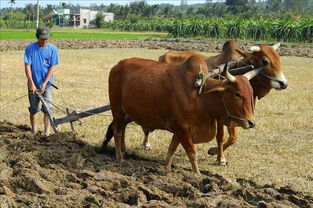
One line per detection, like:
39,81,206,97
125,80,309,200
208,147,218,156
192,168,201,174
116,158,125,163
164,166,172,172
216,160,228,166
142,143,152,150
164,163,172,171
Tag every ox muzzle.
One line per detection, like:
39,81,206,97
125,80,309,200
277,80,288,89
221,95,255,129
260,71,288,90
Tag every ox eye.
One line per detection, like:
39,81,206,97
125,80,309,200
235,92,242,99
262,59,269,66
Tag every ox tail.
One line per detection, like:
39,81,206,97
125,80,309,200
98,122,114,153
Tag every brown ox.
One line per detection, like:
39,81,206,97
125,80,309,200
159,40,244,70
101,41,287,166
210,42,288,165
155,41,288,165
106,55,260,173
103,41,287,166
102,40,246,151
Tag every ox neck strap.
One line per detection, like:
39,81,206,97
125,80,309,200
221,94,251,123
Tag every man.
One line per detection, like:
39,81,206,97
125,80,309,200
24,26,59,136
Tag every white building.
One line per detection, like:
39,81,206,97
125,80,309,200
70,9,114,28
53,8,114,28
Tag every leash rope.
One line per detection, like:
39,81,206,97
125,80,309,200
0,93,30,108
45,99,68,114
260,71,283,82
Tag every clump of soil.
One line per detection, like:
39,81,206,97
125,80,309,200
1,39,313,58
0,121,312,207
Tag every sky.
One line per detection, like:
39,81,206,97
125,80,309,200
0,0,208,9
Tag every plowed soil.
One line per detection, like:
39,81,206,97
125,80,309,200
0,121,312,208
1,39,313,58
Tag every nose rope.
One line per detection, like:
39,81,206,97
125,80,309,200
260,71,285,83
221,94,252,124
257,71,286,90
238,59,283,83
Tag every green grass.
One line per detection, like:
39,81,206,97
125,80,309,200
0,29,166,40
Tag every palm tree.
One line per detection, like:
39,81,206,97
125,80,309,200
9,0,15,7
24,4,36,21
9,0,15,18
143,5,159,18
161,5,174,18
45,4,54,14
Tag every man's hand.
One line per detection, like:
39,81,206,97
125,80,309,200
28,83,37,94
37,83,47,95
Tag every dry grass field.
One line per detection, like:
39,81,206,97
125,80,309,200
1,47,312,197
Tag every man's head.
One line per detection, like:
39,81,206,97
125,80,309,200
36,26,50,47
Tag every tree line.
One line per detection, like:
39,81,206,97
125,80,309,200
98,0,313,19
1,0,313,23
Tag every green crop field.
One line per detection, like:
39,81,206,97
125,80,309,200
111,18,313,43
0,29,166,40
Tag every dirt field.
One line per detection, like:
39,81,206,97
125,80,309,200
0,40,313,207
1,121,312,207
1,39,313,58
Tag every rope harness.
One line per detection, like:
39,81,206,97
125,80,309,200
260,71,283,83
195,59,260,125
221,94,252,124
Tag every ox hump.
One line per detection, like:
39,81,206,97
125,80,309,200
182,55,208,74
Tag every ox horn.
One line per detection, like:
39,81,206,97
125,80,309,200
272,42,281,51
223,63,237,83
243,67,264,80
250,45,261,52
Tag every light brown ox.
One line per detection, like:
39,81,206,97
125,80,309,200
148,41,288,165
106,55,261,173
158,40,244,69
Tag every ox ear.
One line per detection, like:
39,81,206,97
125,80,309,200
272,42,281,51
235,49,250,58
202,86,226,95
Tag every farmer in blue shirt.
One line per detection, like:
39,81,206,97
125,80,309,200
24,26,59,136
